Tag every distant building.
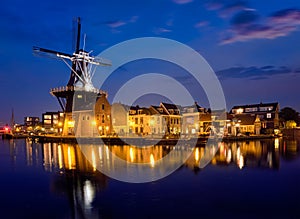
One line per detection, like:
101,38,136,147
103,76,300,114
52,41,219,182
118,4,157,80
230,102,279,132
24,117,40,127
42,111,64,132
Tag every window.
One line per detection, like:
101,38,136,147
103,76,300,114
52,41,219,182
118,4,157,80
267,113,271,119
44,120,51,125
102,115,105,123
44,115,51,120
236,108,244,114
245,107,257,112
135,118,138,124
260,106,273,112
140,117,143,124
102,104,105,110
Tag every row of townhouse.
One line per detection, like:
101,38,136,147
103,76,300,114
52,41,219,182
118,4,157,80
44,90,279,137
110,101,280,137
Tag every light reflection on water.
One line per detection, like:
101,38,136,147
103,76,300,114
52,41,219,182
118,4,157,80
1,138,300,218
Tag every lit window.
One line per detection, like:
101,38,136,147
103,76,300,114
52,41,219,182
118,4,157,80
236,108,243,114
44,115,51,120
77,95,82,99
267,113,271,119
44,120,51,124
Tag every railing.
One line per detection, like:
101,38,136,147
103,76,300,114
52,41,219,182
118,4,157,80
50,86,108,96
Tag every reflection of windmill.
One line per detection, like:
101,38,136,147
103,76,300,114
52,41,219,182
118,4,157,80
33,17,111,113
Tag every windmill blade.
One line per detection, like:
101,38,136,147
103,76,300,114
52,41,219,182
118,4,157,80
93,57,112,66
72,17,81,52
68,17,81,86
33,46,72,59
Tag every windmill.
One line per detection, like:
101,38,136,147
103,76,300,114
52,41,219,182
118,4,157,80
33,17,111,113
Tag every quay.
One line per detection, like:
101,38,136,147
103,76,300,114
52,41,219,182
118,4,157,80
28,134,277,145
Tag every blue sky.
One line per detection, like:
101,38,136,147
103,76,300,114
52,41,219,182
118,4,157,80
1,0,300,123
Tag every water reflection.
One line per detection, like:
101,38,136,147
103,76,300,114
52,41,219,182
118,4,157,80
210,140,281,169
5,138,300,218
22,138,300,180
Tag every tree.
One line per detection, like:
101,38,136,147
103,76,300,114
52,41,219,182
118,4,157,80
279,107,300,126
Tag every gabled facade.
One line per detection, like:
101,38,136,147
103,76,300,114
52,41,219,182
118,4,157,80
128,106,152,136
181,102,209,135
226,114,261,136
160,102,181,135
230,102,279,131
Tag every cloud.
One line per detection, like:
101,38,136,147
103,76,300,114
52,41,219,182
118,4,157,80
205,0,249,17
104,16,138,31
205,0,223,11
216,66,292,80
293,67,300,74
106,20,126,28
270,8,300,25
230,10,259,26
219,1,249,18
172,0,193,4
195,21,209,28
154,27,172,34
221,8,300,44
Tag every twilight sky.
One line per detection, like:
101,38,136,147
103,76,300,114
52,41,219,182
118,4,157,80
1,0,300,123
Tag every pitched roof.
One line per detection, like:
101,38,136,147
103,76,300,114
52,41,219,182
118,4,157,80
231,102,279,112
150,105,168,115
232,114,256,125
160,102,181,115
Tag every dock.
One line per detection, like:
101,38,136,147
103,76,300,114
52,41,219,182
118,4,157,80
28,134,277,145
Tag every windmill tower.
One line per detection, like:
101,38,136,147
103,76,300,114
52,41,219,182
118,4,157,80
33,18,111,136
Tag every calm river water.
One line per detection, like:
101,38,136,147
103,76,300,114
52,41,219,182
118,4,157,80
0,138,300,219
